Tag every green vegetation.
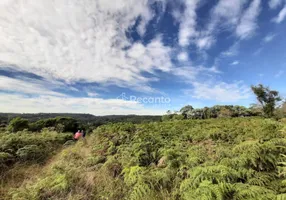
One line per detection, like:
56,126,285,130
29,117,79,133
251,84,282,117
0,113,162,128
7,117,29,133
3,117,286,200
164,84,285,121
0,129,72,170
1,84,285,199
0,129,72,197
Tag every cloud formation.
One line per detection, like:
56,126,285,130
269,0,284,9
178,0,199,47
263,33,276,43
236,0,261,39
2,0,280,114
0,0,171,91
273,5,286,23
177,52,189,62
0,75,65,97
186,81,251,103
231,61,240,66
0,93,167,115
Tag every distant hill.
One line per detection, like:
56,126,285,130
0,113,162,125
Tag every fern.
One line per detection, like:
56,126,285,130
187,165,239,187
129,182,153,200
123,166,145,186
232,183,276,200
233,140,279,171
181,181,223,200
277,193,286,200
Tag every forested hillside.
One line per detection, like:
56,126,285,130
0,113,161,126
2,117,286,200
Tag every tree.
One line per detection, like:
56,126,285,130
166,110,172,115
218,107,233,118
180,105,194,119
251,84,281,117
7,117,29,132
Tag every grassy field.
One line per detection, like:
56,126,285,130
1,117,286,200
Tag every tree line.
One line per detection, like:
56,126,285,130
163,84,285,121
3,115,162,133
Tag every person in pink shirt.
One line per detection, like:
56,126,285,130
74,130,82,140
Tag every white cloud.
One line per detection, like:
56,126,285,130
212,0,248,26
177,52,189,62
173,65,221,84
0,75,168,115
263,33,276,43
0,0,172,91
188,81,251,102
231,61,240,65
0,0,256,113
192,0,248,51
221,42,240,57
236,0,261,39
0,75,65,97
273,5,286,23
275,70,284,78
178,0,199,46
269,0,284,9
196,36,214,50
0,93,166,115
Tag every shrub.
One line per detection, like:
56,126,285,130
16,145,48,162
0,152,14,170
7,117,29,133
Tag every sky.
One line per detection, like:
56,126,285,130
0,0,285,115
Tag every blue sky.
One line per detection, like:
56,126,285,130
0,0,285,115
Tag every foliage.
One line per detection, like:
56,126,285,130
0,152,14,170
164,105,259,121
6,117,286,199
0,130,72,172
180,105,194,119
29,117,78,132
7,117,29,133
0,113,161,128
251,84,282,117
275,101,286,120
16,145,48,162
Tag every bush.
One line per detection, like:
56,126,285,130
29,117,78,132
7,117,29,133
0,152,14,170
16,145,48,162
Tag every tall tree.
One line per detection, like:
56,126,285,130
251,84,281,117
180,105,194,119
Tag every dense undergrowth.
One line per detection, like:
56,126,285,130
3,117,286,200
0,129,72,198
